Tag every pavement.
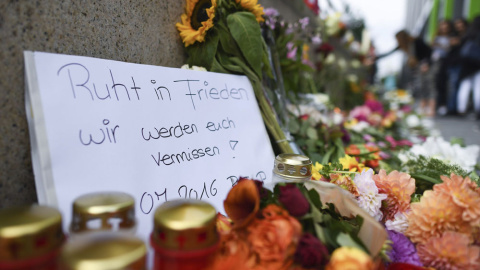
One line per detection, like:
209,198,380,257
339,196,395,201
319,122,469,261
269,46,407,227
433,114,480,163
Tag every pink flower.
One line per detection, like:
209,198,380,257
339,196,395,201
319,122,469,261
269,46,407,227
365,100,384,114
349,105,372,122
286,42,298,60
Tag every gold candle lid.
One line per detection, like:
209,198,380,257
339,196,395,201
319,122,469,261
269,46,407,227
273,153,312,180
71,192,135,233
0,205,64,261
152,199,218,251
60,232,146,270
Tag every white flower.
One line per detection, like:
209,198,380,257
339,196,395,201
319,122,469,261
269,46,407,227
350,121,370,132
325,53,336,64
338,58,347,70
332,112,344,125
180,64,207,72
405,114,420,128
407,136,480,172
311,93,330,105
325,12,342,36
385,212,409,233
353,169,388,221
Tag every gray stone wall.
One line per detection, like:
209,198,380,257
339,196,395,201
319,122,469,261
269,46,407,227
0,0,186,207
0,0,313,207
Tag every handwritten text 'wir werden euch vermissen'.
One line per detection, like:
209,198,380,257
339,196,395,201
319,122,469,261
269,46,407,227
57,63,249,166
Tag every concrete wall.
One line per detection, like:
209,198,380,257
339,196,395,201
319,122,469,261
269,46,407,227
0,0,312,207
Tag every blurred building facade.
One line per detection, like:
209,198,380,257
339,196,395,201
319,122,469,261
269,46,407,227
406,0,480,43
398,0,480,88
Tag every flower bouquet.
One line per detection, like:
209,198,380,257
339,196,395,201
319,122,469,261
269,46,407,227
312,155,480,269
176,0,293,153
209,178,387,270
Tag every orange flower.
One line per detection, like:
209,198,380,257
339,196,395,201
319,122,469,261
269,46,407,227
372,170,415,221
224,179,260,228
435,174,480,226
210,231,256,270
216,213,233,235
406,190,472,244
325,246,374,270
345,144,361,156
247,204,302,269
416,231,480,270
329,173,359,196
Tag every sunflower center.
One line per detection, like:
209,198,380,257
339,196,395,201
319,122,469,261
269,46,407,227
191,0,212,30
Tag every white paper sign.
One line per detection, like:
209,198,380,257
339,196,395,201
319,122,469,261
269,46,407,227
24,51,275,241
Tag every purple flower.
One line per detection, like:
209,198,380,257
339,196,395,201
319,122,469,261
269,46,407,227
363,134,374,142
387,230,423,266
285,23,294,35
264,8,279,17
311,35,322,45
340,126,351,144
299,17,309,30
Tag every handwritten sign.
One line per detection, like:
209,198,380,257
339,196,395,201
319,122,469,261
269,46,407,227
24,51,275,241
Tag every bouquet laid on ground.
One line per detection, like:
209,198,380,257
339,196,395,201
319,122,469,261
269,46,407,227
312,153,480,269
209,178,388,270
176,0,293,153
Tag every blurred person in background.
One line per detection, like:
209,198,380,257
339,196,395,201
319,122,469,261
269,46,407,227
457,16,480,119
431,19,454,116
444,18,469,115
396,30,434,116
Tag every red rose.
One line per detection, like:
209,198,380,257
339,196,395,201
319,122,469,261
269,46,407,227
278,184,310,217
294,233,329,268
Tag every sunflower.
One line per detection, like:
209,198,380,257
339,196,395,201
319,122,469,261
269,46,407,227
236,0,265,22
176,0,217,47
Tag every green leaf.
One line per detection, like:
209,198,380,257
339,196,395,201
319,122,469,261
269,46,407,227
217,21,241,57
288,119,300,133
216,52,243,74
306,188,322,209
306,127,318,140
227,12,263,79
186,29,220,70
336,232,369,253
309,153,322,163
211,58,229,74
322,147,336,164
314,223,327,244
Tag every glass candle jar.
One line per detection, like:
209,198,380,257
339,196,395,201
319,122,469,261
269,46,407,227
59,232,147,270
272,153,313,184
0,205,65,270
70,192,136,236
150,199,219,270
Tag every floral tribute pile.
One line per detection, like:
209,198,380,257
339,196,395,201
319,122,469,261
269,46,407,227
209,178,382,270
175,0,480,269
